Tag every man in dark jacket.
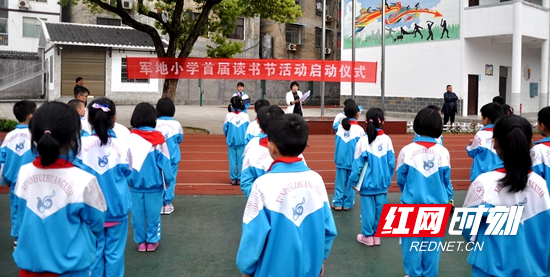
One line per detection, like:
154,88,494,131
442,85,458,129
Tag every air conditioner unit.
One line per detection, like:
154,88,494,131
325,48,332,55
19,0,30,9
122,0,133,9
288,44,297,51
326,15,333,23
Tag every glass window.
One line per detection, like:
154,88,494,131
97,17,121,26
285,24,302,45
0,16,7,46
0,0,7,8
121,58,149,83
23,17,43,38
227,18,244,40
315,27,333,48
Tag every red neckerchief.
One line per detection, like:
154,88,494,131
349,121,359,125
377,130,385,135
259,138,268,148
19,269,59,277
232,110,241,114
542,142,550,147
267,157,303,172
416,142,436,149
484,128,494,131
130,129,165,146
494,168,532,174
32,157,74,169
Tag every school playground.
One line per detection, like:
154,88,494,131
0,133,513,276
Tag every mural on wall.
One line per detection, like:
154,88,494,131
343,0,460,48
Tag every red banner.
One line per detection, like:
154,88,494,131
126,57,377,83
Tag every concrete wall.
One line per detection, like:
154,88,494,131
0,54,43,99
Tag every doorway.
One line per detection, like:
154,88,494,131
499,66,508,101
468,74,479,115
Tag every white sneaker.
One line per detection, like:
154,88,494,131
163,204,174,215
160,205,165,215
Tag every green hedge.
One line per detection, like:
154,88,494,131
0,118,18,132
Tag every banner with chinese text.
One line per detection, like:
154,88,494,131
126,57,377,83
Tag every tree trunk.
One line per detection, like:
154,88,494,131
162,79,179,100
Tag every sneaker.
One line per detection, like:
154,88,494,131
13,241,17,250
231,180,237,186
138,243,147,252
374,236,381,246
160,205,165,215
331,205,342,211
236,179,241,186
164,204,174,215
147,242,159,252
357,234,374,246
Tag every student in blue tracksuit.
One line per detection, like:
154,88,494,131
350,108,394,246
332,103,364,211
244,99,270,145
396,108,453,277
155,98,183,215
126,103,175,252
68,99,91,137
236,114,337,277
240,105,284,198
232,82,251,113
466,102,503,181
531,106,550,186
463,115,550,277
76,98,131,277
0,100,36,249
13,102,107,276
223,96,250,186
332,98,356,132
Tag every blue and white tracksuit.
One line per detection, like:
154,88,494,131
156,116,184,205
462,164,550,277
13,158,107,276
332,120,365,209
112,122,130,142
414,133,443,145
126,127,175,245
0,125,35,241
236,158,337,277
76,131,132,277
223,110,249,181
396,136,453,277
233,91,251,112
332,112,346,132
244,119,261,145
81,117,91,137
531,137,550,187
349,129,394,237
466,124,501,182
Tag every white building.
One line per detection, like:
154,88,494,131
0,0,60,99
341,0,549,115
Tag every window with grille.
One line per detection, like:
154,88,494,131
285,24,302,45
0,10,7,46
121,58,149,83
315,28,333,48
97,17,121,26
226,18,244,40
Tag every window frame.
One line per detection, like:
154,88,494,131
285,24,303,45
22,17,44,38
226,17,244,40
97,17,121,26
121,57,149,83
0,10,7,46
315,27,333,48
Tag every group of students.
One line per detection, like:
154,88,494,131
1,94,183,276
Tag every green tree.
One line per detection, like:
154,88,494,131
59,0,302,100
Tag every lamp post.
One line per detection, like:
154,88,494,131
381,0,385,109
321,0,326,119
351,0,356,99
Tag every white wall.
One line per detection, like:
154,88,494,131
108,50,161,104
465,37,543,114
463,3,514,38
5,1,60,52
341,39,463,99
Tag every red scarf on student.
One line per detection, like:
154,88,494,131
130,129,165,146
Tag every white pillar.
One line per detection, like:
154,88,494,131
544,0,549,9
541,39,549,109
511,0,522,114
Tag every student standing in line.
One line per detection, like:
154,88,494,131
223,96,249,186
68,99,92,137
531,106,550,186
332,103,365,211
244,99,270,145
0,100,36,249
76,98,131,277
126,102,175,252
13,101,107,276
396,107,453,277
463,115,550,277
155,98,184,215
332,98,356,132
350,108,394,246
236,114,337,277
466,102,503,182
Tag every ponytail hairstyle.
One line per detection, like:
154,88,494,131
493,115,532,193
365,108,385,144
537,106,550,136
230,96,244,111
341,103,359,131
29,102,81,166
88,98,116,146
